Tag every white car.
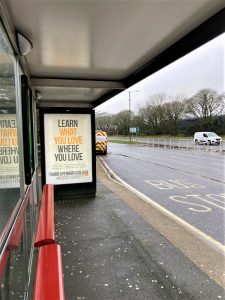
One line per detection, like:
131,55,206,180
194,132,222,145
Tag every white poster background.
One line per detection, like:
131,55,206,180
0,114,20,188
44,114,93,185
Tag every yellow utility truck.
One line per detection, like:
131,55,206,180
95,130,107,154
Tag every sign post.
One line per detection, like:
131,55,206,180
129,127,140,141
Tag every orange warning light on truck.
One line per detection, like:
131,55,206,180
95,130,107,154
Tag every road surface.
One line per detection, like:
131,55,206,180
103,143,225,245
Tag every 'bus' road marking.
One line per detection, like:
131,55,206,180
98,157,225,254
145,179,204,190
145,179,225,211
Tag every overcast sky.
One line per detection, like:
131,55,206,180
96,33,225,114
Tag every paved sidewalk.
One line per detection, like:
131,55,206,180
54,160,225,300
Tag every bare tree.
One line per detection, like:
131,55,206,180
164,99,186,135
95,112,115,134
186,89,225,130
113,110,132,135
138,94,168,135
148,93,167,106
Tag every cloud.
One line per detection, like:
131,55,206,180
96,33,225,114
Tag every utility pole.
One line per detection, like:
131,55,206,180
127,90,139,142
128,91,131,142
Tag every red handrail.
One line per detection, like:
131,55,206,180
33,244,65,300
0,250,9,279
34,184,55,247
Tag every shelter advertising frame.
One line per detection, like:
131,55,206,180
21,75,35,185
39,108,96,198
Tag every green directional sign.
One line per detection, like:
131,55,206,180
130,127,140,133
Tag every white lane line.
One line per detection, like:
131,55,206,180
213,163,225,166
98,157,225,255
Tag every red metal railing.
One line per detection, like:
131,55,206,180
33,244,65,300
33,184,65,300
34,184,55,247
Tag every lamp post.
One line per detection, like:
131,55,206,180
127,90,139,142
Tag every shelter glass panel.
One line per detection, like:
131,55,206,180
0,23,21,243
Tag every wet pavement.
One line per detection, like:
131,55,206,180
54,160,225,300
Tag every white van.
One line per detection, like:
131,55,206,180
194,132,222,145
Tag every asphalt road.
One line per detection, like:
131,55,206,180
55,163,225,299
103,143,225,245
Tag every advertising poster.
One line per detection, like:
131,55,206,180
44,113,93,185
0,114,20,188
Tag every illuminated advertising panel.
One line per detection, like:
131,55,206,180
0,114,20,188
44,113,93,185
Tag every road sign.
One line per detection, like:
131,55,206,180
130,127,139,133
